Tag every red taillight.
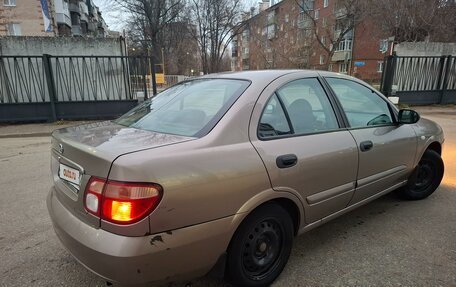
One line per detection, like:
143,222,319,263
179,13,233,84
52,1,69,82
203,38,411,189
84,177,162,225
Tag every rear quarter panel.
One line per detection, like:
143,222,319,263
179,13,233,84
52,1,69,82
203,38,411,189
108,80,287,234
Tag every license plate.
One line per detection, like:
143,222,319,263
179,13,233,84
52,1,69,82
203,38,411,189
59,163,81,187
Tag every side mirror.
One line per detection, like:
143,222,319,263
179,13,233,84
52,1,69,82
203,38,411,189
398,109,420,124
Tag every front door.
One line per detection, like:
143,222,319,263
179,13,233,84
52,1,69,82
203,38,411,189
250,73,359,223
324,77,416,203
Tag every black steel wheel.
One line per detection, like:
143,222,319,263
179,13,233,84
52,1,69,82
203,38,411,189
226,203,293,287
399,149,444,200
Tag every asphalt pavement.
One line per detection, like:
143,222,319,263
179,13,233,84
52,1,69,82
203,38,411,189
0,108,455,287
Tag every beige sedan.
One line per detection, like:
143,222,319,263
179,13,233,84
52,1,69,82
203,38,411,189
47,70,444,286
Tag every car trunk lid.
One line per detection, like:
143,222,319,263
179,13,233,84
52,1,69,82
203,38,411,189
50,121,194,228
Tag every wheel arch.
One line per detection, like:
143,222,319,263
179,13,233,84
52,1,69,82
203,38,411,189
427,141,442,155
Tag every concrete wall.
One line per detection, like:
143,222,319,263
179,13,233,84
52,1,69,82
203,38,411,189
0,36,126,56
395,42,456,57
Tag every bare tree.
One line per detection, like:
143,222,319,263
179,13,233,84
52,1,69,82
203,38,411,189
110,0,185,62
295,0,369,70
249,11,314,69
368,0,456,43
188,0,245,74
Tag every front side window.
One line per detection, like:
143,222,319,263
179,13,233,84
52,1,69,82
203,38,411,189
326,78,393,128
115,79,249,137
259,78,339,139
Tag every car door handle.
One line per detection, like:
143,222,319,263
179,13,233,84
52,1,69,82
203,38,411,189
360,141,374,152
276,154,298,168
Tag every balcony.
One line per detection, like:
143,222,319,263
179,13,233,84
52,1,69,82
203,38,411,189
69,3,80,14
71,25,83,36
80,12,88,22
334,7,347,19
331,50,351,62
88,21,97,32
55,13,72,27
301,0,314,11
297,13,312,29
242,50,249,59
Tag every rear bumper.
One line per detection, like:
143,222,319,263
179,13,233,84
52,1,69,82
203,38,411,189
46,187,234,285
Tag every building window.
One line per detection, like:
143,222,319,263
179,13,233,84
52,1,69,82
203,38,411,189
267,24,276,39
322,17,327,27
267,10,276,24
314,9,320,19
379,39,388,53
335,38,352,51
7,23,21,36
3,0,16,6
285,14,289,23
321,36,326,46
242,29,250,40
320,55,325,65
324,0,329,7
377,61,384,73
328,64,333,71
339,63,348,73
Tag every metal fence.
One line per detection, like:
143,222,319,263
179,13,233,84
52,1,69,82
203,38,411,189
381,55,456,105
0,55,162,122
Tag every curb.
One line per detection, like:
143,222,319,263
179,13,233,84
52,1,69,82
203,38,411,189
0,132,52,139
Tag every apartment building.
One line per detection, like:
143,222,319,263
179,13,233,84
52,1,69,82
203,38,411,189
0,0,54,36
0,0,108,37
232,0,390,83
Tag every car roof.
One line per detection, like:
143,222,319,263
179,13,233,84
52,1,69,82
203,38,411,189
199,69,355,82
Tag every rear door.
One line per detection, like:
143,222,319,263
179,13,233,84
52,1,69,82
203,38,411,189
324,77,416,203
250,72,359,223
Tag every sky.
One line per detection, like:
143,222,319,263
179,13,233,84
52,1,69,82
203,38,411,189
93,0,124,32
92,0,269,33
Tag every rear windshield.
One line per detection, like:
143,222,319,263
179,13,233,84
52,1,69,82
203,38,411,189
115,79,250,137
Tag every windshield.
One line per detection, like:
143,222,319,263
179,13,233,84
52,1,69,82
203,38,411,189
115,79,250,137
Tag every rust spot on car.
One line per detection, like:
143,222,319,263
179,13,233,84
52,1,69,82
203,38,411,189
137,269,141,274
150,235,163,246
167,208,175,212
165,231,172,235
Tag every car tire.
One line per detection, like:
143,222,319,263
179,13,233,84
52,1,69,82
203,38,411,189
399,149,444,200
225,203,294,287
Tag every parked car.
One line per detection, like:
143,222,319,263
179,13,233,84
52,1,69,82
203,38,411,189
47,70,444,287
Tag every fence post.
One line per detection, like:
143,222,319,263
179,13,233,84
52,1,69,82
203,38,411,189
142,56,148,100
439,55,452,104
42,54,57,122
151,57,157,96
381,55,396,97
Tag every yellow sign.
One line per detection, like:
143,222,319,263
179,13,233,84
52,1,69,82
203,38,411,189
155,73,165,84
155,64,165,84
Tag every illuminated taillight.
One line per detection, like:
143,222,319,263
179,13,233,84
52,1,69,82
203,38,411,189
102,181,162,224
84,177,162,224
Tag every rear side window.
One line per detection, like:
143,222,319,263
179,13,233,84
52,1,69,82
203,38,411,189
259,78,339,139
115,79,249,137
259,95,292,138
326,78,393,128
